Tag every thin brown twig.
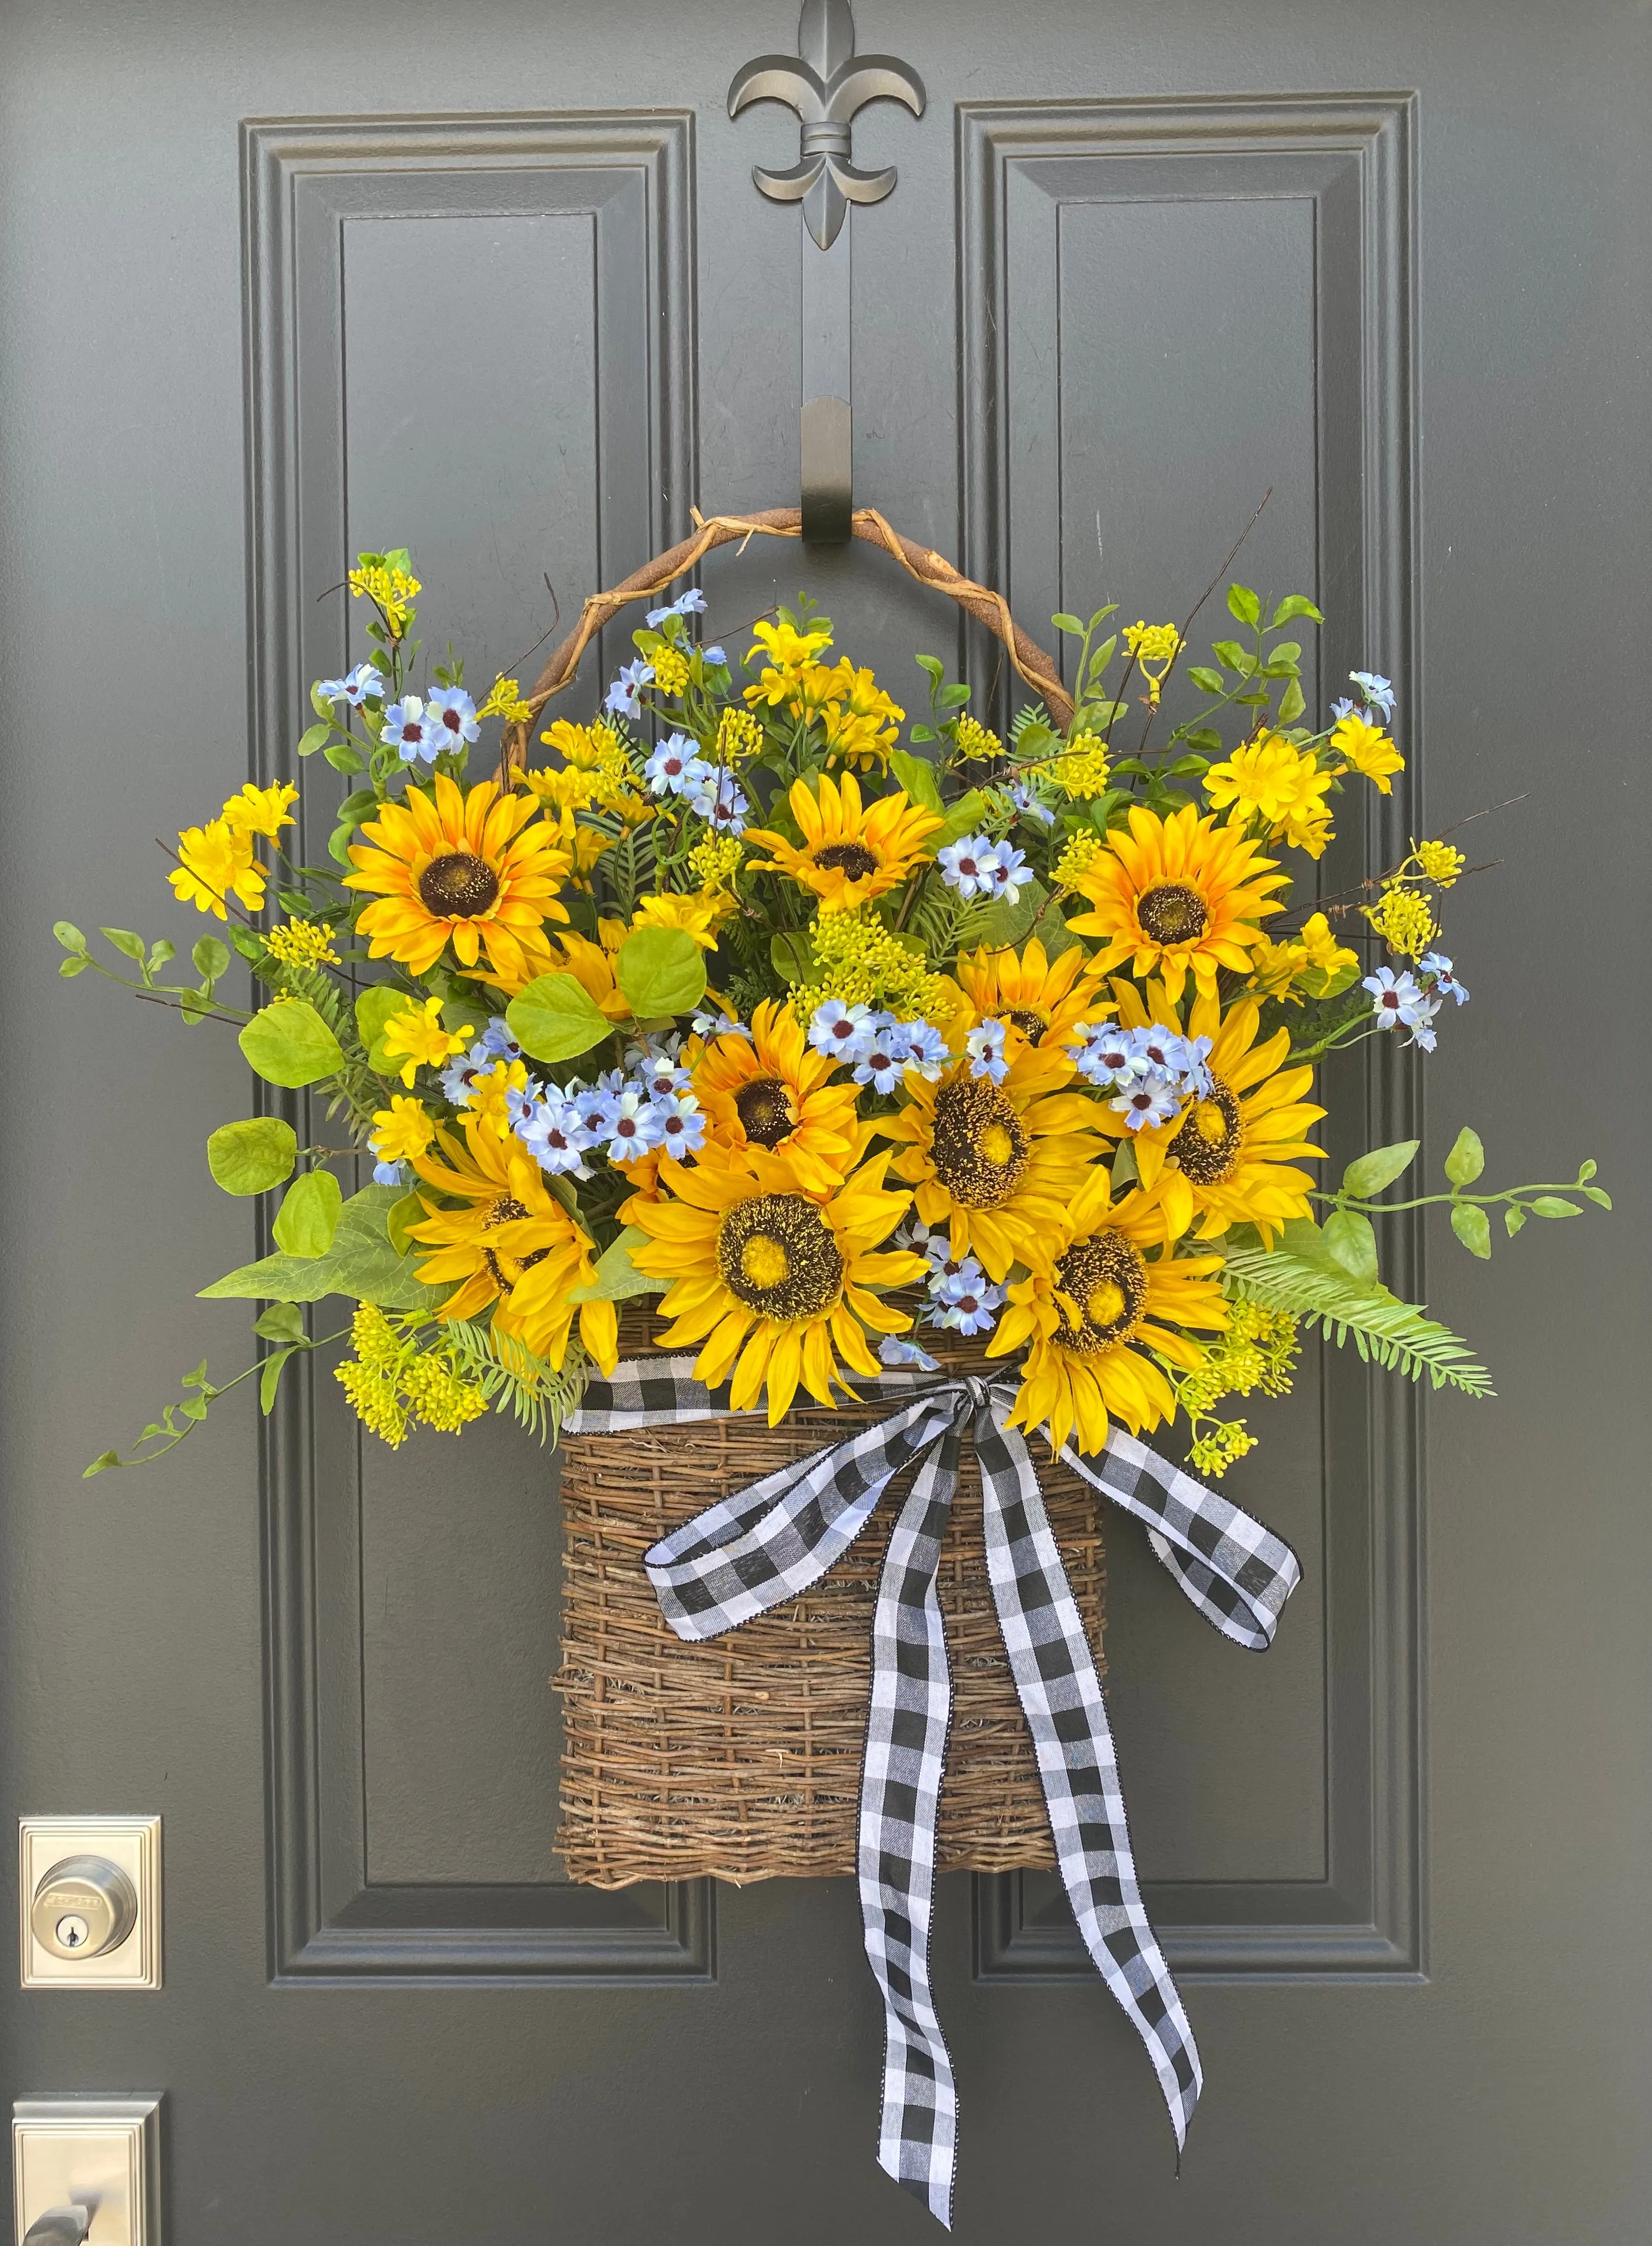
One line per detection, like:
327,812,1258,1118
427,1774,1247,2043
1132,490,1274,761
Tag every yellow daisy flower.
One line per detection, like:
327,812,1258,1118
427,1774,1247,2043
408,1115,617,1373
988,1167,1228,1455
954,934,1103,1053
1103,978,1326,1244
692,998,862,1193
381,996,474,1087
743,618,834,707
1203,733,1336,858
222,781,299,841
344,772,571,992
626,1140,927,1425
370,1094,436,1164
744,772,944,915
878,1035,1104,1281
1328,710,1405,794
1065,802,1288,1004
169,817,267,918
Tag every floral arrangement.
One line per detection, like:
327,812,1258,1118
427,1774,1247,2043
60,547,1608,1476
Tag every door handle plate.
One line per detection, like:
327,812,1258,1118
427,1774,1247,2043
11,2097,162,2246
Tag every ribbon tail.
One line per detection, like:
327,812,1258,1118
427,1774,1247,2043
861,1425,962,2228
975,1411,1202,2153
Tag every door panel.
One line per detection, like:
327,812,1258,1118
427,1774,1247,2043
3,5,1647,2242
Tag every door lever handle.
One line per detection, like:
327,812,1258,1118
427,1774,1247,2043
22,2208,93,2246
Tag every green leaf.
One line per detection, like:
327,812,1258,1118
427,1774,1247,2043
568,1227,670,1304
1277,677,1307,726
1342,1139,1421,1197
937,682,971,708
1443,1126,1484,1186
354,984,412,1073
83,1451,122,1478
1269,594,1324,628
1323,1209,1380,1287
100,927,146,962
254,1302,306,1343
324,741,367,775
1223,1237,1494,1397
239,1000,345,1089
925,790,989,853
1450,1202,1493,1258
272,1169,344,1257
506,972,613,1065
200,1185,436,1310
1226,583,1261,625
328,822,356,868
260,1349,295,1414
386,1190,425,1257
914,653,945,683
1529,1197,1581,1219
770,931,819,984
1210,640,1252,674
1505,1205,1528,1237
616,927,705,1020
52,920,87,951
297,720,333,757
1579,1185,1613,1209
192,935,231,981
1187,666,1225,694
969,877,1047,952
889,748,942,811
1051,612,1085,635
207,1116,298,1196
147,938,176,972
1577,1159,1597,1182
311,682,335,720
909,723,937,743
59,955,89,977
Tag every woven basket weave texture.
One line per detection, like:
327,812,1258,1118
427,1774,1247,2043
555,1321,1104,1887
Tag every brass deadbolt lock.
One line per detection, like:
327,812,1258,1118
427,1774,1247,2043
30,1854,139,1960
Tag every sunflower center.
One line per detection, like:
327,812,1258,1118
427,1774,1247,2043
1137,881,1209,946
480,1194,552,1293
812,841,879,881
1000,1006,1049,1045
418,851,500,919
1053,1232,1148,1355
734,1075,798,1148
929,1075,1031,1209
1169,1075,1242,1185
717,1193,845,1320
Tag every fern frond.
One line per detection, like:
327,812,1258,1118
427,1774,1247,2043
443,1319,591,1445
1222,1246,1494,1398
1008,700,1051,745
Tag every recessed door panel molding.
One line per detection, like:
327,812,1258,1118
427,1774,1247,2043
956,95,1423,1980
241,111,709,1982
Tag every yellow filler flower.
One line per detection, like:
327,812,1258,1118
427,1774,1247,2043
692,997,862,1192
1105,979,1325,1243
1066,802,1288,1003
878,1035,1104,1282
988,1168,1228,1455
627,1141,927,1425
345,772,570,991
408,1114,617,1374
743,772,943,914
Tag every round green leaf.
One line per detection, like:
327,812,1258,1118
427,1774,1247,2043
239,1000,345,1088
52,920,86,952
1443,1126,1485,1186
207,1116,298,1196
192,935,231,981
615,927,707,1021
1342,1139,1421,1198
1323,1208,1380,1287
1529,1197,1581,1219
506,972,614,1065
1450,1202,1493,1259
271,1169,344,1258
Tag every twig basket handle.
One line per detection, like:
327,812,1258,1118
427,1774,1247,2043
500,505,1073,774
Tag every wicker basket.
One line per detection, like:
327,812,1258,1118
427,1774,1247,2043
555,1317,1104,1887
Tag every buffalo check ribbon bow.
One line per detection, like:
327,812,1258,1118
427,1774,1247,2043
565,1357,1301,2229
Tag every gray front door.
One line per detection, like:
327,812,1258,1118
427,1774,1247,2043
4,3,1647,2240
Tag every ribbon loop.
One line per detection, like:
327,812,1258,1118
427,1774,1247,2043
566,1361,1300,2229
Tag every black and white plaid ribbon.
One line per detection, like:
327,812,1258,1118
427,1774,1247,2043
566,1359,1300,2227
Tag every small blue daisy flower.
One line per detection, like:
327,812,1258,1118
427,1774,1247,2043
701,644,727,667
966,1019,1009,1084
372,1158,406,1188
517,1099,593,1178
880,1334,941,1373
937,835,1000,898
692,1007,751,1043
651,1091,707,1160
382,695,437,764
1364,965,1431,1030
1350,670,1396,719
1110,1074,1181,1131
645,589,707,625
319,662,387,708
605,659,655,720
1074,1020,1142,1090
689,768,749,834
426,685,480,754
808,999,874,1064
1009,779,1056,827
601,1090,665,1162
934,1264,1005,1337
986,840,1034,902
477,1016,523,1060
853,1014,909,1098
900,1020,950,1082
644,734,710,796
1418,953,1469,1005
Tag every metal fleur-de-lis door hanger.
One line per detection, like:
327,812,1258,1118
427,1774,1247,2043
730,0,925,540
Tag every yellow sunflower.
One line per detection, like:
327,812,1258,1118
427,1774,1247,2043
743,772,944,914
626,1141,926,1424
988,1167,1228,1455
954,934,1103,1053
407,1114,617,1373
878,1037,1104,1281
692,999,861,1193
1065,802,1288,1003
1104,978,1325,1244
346,773,571,992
